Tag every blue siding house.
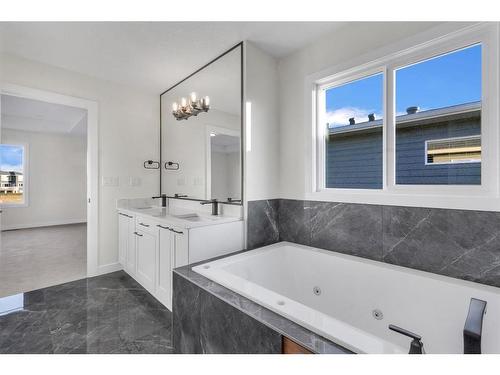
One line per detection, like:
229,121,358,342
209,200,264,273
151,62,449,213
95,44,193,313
326,102,481,189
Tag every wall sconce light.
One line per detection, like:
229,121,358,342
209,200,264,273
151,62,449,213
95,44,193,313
172,92,210,121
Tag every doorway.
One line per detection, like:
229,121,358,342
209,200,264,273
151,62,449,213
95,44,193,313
0,84,98,298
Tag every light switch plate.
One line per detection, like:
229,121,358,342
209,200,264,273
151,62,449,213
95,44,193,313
102,176,119,187
129,177,142,187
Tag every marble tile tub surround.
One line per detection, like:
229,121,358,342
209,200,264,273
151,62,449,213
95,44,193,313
0,271,172,354
247,199,500,288
173,265,351,354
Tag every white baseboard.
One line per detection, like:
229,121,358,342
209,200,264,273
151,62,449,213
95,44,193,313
97,262,123,276
1,219,87,231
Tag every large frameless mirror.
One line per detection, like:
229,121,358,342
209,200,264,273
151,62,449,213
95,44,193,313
160,43,243,204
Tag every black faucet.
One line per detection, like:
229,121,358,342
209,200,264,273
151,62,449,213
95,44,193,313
389,324,424,354
464,298,487,354
200,199,219,215
152,194,167,207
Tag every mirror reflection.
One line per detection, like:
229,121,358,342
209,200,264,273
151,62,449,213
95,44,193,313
160,45,242,203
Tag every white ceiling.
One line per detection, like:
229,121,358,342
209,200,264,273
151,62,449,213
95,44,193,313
0,22,346,93
1,94,87,136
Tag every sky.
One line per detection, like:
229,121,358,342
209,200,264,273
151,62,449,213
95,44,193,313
326,44,482,127
0,144,24,173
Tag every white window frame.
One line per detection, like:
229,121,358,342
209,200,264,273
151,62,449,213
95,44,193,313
424,135,482,166
305,23,499,211
0,142,29,208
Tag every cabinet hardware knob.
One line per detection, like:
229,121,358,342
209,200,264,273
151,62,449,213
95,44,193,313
139,222,150,227
157,224,170,230
133,232,143,237
169,228,184,234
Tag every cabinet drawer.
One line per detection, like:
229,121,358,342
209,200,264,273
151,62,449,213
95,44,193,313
135,216,159,235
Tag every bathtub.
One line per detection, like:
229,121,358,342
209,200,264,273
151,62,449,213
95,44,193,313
192,242,500,354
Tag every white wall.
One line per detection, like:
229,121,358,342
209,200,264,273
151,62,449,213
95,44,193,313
0,53,159,271
244,42,280,201
1,128,87,230
277,22,475,200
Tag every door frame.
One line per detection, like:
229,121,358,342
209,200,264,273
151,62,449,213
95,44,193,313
0,83,99,277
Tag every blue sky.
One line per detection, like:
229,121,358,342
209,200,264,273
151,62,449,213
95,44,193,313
0,145,24,173
326,44,481,127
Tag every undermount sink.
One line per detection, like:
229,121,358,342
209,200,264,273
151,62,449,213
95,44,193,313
173,213,221,222
138,207,164,217
173,213,203,222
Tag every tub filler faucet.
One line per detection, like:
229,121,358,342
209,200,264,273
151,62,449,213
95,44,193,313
388,324,424,354
464,298,487,354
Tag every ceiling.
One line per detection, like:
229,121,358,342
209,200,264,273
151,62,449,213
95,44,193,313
1,94,87,136
0,22,346,94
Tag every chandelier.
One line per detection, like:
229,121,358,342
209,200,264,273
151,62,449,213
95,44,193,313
172,92,210,121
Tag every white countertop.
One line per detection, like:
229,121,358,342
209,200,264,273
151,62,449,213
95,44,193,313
117,199,242,229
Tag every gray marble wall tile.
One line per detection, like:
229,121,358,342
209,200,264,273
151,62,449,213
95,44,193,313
308,201,383,261
247,199,280,249
278,199,310,245
247,199,500,288
173,273,282,354
382,206,500,287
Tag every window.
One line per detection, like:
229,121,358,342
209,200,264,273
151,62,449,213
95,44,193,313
395,44,482,185
0,144,26,205
426,136,481,165
323,73,383,189
309,24,498,210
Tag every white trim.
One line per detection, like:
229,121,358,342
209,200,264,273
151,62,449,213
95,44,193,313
424,135,482,166
0,142,29,208
304,23,500,211
0,83,100,276
97,262,123,276
1,219,86,231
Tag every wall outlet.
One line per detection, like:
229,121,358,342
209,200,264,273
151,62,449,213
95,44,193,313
102,176,119,187
129,177,142,187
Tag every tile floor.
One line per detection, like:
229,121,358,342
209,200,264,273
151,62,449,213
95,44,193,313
0,271,173,354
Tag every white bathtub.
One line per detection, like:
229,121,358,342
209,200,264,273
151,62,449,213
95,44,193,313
192,242,500,354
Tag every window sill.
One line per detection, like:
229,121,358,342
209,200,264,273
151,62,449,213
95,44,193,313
305,188,500,211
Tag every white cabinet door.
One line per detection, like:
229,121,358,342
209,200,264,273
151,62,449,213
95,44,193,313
157,225,173,309
118,213,130,267
135,230,157,292
126,222,137,276
173,227,189,268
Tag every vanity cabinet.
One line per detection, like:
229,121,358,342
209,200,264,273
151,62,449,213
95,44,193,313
117,209,243,311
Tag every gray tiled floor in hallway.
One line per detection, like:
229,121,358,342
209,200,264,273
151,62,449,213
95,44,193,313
0,271,173,353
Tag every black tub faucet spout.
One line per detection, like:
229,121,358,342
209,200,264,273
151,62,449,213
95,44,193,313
388,324,424,354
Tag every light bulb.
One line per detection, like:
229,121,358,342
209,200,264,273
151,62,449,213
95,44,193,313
172,102,178,111
181,97,187,107
190,92,197,102
204,96,210,106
